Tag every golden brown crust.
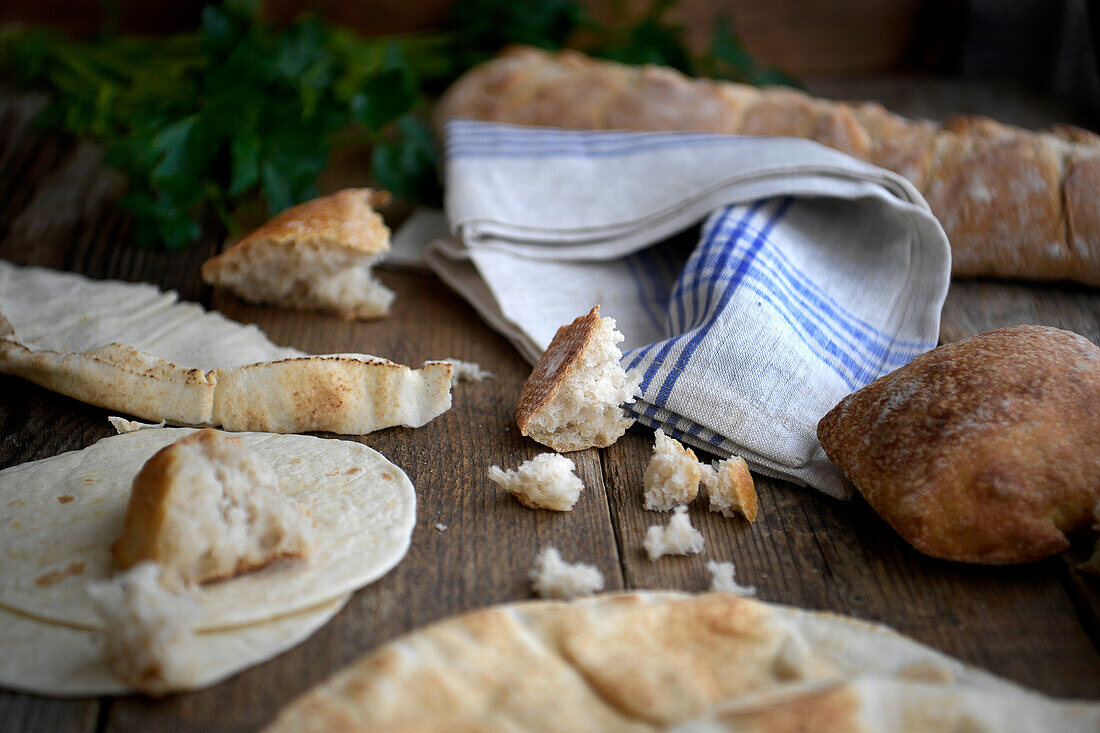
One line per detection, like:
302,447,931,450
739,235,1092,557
923,132,1066,280
1065,152,1100,267
111,430,222,571
265,593,842,731
817,325,1100,564
711,456,759,523
515,305,602,436
436,47,1100,286
111,429,310,581
202,189,391,278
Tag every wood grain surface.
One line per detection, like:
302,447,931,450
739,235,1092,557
1,76,1100,731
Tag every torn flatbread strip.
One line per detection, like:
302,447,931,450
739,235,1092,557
0,262,453,434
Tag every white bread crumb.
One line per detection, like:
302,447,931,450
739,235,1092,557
644,506,705,560
530,547,604,599
86,563,201,695
706,560,756,597
700,456,758,522
518,308,640,452
488,453,584,511
108,416,166,434
111,430,315,585
442,358,494,382
643,429,702,511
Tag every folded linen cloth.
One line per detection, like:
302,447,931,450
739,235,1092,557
425,119,950,498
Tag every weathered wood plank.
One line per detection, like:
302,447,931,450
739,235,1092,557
601,430,1100,698
0,693,97,733
940,279,1100,345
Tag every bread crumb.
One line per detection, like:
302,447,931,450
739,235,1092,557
516,306,639,452
111,430,315,585
706,560,756,597
643,430,702,511
644,506,705,560
435,523,448,532
530,547,604,599
442,358,494,382
701,456,758,522
86,562,200,695
489,453,584,511
108,416,166,434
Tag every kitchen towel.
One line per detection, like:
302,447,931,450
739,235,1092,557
424,119,951,498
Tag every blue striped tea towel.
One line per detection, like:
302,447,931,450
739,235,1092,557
425,120,950,498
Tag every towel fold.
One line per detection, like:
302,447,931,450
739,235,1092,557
424,119,950,498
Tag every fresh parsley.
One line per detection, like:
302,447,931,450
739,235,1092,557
0,0,794,249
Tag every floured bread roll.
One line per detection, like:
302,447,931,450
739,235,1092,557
202,189,395,320
643,429,702,511
86,563,201,695
111,430,313,584
818,325,1100,564
516,306,639,452
488,453,584,511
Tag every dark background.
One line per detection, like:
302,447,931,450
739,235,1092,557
0,0,1096,109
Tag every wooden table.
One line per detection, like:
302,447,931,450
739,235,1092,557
2,78,1100,731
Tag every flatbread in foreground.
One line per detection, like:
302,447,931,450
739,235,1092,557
265,592,1100,732
0,428,416,630
0,260,452,433
0,593,348,697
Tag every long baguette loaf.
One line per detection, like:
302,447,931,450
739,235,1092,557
436,46,1100,286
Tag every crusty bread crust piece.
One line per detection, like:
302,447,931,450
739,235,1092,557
111,430,313,584
202,188,395,319
517,306,602,437
437,46,1100,286
516,305,638,452
818,325,1100,564
701,456,759,522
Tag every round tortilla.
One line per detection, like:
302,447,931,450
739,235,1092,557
0,428,416,630
0,594,348,696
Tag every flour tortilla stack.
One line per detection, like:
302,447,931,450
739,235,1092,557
0,260,452,433
266,592,1100,731
0,593,348,697
0,425,417,695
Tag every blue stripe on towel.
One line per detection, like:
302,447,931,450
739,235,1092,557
651,198,793,404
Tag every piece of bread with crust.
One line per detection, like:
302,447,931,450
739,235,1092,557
701,456,758,522
516,305,639,452
201,189,395,319
436,46,1100,287
643,429,702,511
488,453,584,511
111,429,314,584
818,325,1100,564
